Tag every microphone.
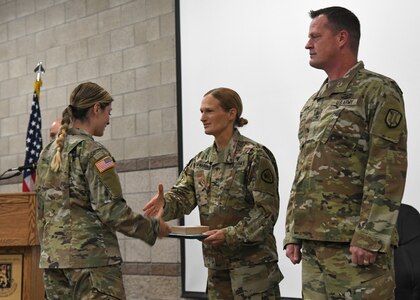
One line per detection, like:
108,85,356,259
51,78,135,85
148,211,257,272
7,163,37,172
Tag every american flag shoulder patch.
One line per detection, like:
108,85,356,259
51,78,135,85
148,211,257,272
95,156,115,173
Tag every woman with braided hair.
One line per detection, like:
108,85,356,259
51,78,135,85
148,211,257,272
36,82,170,299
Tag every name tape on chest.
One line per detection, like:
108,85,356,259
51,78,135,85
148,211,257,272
336,99,358,106
95,156,115,173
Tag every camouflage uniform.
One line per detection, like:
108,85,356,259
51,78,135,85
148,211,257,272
36,128,160,299
43,265,125,300
163,130,283,299
284,62,407,299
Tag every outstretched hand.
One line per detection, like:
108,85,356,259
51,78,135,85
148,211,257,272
144,184,170,238
143,183,165,218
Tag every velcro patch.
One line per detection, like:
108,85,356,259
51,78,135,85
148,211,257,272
385,109,402,128
261,169,274,184
95,156,115,173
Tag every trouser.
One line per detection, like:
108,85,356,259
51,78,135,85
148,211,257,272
43,264,126,300
207,262,282,300
302,240,395,300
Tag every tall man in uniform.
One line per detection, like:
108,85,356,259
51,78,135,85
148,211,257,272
284,6,407,299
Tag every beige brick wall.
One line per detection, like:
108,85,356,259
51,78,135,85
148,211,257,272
0,0,184,299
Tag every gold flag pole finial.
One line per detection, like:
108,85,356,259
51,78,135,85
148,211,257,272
33,62,45,96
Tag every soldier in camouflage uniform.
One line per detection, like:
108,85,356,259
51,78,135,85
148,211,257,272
35,82,171,300
144,87,283,299
284,7,408,300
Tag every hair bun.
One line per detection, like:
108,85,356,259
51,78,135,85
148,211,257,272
238,117,248,127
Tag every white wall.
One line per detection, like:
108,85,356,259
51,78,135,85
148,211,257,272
179,1,420,298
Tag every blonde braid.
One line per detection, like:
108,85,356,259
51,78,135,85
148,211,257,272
50,107,72,172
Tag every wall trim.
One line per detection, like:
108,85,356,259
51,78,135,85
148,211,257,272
0,154,178,186
122,262,181,277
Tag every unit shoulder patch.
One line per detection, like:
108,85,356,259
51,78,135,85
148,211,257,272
385,109,402,128
261,169,274,184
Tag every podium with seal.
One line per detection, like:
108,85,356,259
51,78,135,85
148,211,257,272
0,192,44,299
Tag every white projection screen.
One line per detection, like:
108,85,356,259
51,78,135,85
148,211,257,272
177,1,420,298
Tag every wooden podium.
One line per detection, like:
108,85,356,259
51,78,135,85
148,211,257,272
0,192,44,299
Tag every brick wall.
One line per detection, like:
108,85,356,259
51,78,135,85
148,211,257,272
0,0,183,299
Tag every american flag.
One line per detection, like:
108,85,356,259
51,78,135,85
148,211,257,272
22,80,43,192
95,156,115,173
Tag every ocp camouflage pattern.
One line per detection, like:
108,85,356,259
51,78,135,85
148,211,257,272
284,61,408,253
163,130,282,274
43,265,126,299
301,240,395,299
36,128,159,269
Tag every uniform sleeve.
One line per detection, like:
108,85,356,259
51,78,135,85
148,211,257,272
351,82,407,252
35,150,46,241
36,144,54,244
86,148,159,246
283,149,305,248
223,149,280,248
163,158,198,221
283,187,303,248
284,101,312,248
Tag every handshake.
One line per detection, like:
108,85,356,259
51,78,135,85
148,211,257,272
143,183,171,238
143,184,223,246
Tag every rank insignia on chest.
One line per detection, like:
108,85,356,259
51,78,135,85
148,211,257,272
313,108,321,121
385,109,402,128
95,156,115,173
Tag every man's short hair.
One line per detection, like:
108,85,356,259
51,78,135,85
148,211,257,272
310,6,361,54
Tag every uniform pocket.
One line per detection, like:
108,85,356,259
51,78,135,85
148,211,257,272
230,263,282,297
321,108,364,157
87,265,126,299
349,272,395,300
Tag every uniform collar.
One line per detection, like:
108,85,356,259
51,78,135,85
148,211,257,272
315,61,364,100
210,129,242,164
67,127,94,139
